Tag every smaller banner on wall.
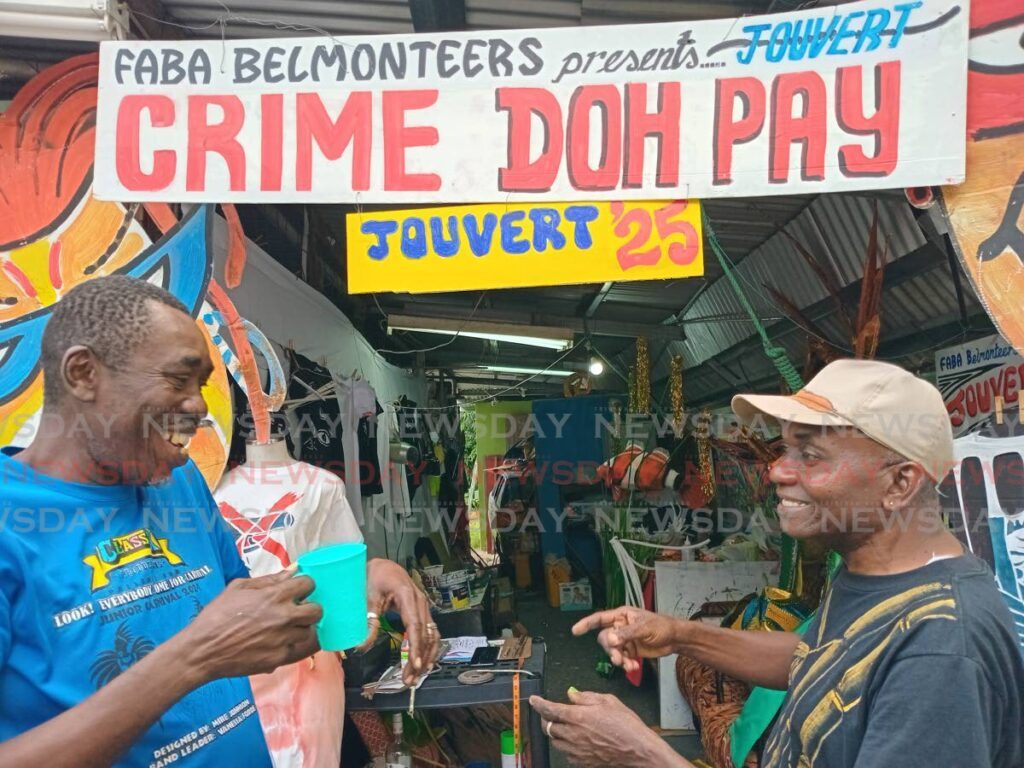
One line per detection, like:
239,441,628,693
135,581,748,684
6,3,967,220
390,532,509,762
935,333,1024,436
346,199,703,293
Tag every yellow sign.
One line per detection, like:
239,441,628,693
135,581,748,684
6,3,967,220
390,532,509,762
83,528,184,591
346,200,703,294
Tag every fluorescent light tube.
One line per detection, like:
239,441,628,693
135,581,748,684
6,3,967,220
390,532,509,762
482,365,573,378
0,0,128,41
399,327,570,350
388,314,574,351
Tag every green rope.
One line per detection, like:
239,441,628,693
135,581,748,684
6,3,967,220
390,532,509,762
702,210,804,393
702,210,804,590
699,212,843,756
701,211,847,590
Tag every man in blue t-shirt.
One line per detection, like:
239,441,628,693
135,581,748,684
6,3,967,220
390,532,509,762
0,276,437,767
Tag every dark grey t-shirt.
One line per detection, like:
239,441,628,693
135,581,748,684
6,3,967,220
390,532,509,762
763,555,1023,767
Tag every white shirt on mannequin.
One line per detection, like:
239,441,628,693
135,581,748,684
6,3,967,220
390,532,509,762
214,439,362,768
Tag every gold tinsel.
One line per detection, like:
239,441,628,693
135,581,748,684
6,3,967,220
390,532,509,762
696,408,716,501
670,355,684,435
634,337,651,414
627,366,638,414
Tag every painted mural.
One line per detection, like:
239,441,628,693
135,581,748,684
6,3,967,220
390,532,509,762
932,0,1024,648
940,0,1024,355
953,435,1024,652
0,55,281,488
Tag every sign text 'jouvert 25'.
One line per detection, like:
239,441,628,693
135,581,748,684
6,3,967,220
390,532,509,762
347,200,704,293
95,0,968,203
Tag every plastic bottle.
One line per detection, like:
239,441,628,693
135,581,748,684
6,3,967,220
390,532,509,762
500,729,519,768
386,713,412,768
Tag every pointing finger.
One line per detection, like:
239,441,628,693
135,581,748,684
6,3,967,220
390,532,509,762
571,609,630,636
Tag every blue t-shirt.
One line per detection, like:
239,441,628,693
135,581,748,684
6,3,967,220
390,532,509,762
0,450,272,768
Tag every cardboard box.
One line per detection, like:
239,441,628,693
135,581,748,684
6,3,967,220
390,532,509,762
559,580,593,612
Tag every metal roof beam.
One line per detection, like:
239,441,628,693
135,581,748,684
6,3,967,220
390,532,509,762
706,359,744,387
169,8,412,33
667,233,948,387
679,241,962,402
656,197,817,331
941,233,971,326
690,311,995,408
584,281,614,319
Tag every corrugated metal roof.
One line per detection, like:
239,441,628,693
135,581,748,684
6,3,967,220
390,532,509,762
155,0,777,40
655,253,991,405
883,269,982,331
668,268,971,404
669,193,927,371
703,195,812,257
647,193,937,391
465,0,581,28
160,0,414,38
582,0,761,24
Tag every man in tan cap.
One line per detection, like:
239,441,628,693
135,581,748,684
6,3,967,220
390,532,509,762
531,359,1023,767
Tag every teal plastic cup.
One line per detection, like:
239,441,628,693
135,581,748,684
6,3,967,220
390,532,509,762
296,542,368,651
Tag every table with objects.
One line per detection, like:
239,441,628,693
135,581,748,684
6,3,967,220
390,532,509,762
345,641,549,767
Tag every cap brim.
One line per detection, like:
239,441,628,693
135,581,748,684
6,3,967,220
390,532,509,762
731,393,854,429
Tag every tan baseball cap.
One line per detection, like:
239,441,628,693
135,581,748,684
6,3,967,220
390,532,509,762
731,359,954,480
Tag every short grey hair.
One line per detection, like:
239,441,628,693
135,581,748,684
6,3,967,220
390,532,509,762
41,276,189,403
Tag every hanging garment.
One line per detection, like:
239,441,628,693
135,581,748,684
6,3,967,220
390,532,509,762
351,379,377,420
288,352,346,477
357,398,385,498
367,404,396,524
214,462,363,768
396,398,440,497
388,449,414,546
333,376,366,526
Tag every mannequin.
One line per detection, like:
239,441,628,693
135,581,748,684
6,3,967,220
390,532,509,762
244,437,293,466
215,435,362,768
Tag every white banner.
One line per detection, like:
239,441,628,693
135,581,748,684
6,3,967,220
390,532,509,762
936,334,1024,436
94,0,968,203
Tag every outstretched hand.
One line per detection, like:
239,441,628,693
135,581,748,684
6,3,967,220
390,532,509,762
572,606,682,672
531,690,690,767
362,558,440,686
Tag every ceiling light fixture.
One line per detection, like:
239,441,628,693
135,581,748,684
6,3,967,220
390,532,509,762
482,365,573,378
388,314,574,351
403,328,570,350
0,0,129,41
588,358,605,376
